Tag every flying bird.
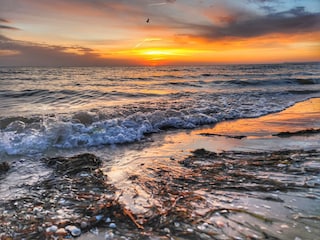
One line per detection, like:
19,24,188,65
146,18,150,23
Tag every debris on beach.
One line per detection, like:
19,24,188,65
0,154,135,239
273,128,320,137
199,132,247,139
0,149,319,239
128,148,320,239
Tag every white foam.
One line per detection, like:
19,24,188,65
0,93,317,156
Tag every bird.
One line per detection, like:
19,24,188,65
146,18,150,23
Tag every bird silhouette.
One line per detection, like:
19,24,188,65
146,18,150,23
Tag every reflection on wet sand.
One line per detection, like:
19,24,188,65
195,98,320,138
101,98,320,239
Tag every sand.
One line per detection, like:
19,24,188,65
1,98,319,239
80,98,320,239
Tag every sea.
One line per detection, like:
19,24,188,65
1,63,320,238
1,63,319,158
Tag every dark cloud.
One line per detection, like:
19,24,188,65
0,17,19,30
0,24,19,30
286,6,306,16
0,35,134,67
192,7,320,39
246,0,279,13
260,5,276,13
0,18,9,23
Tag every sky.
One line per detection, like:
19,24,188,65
0,0,319,66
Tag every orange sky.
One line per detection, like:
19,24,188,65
0,0,319,66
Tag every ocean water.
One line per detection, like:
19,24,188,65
1,63,320,158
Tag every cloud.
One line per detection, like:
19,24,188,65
192,6,320,39
0,17,19,30
0,18,9,23
0,35,134,67
0,25,19,30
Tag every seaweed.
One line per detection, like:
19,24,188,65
1,149,319,239
199,132,247,139
273,128,320,137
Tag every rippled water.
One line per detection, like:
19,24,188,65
0,63,319,156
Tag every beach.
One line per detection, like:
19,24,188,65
2,0,320,238
0,64,319,239
0,97,319,239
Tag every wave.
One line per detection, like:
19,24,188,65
210,78,320,87
0,110,217,156
0,92,315,156
0,89,164,104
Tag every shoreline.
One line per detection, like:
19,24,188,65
1,98,319,239
85,97,320,239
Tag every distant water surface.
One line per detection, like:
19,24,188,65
0,63,319,156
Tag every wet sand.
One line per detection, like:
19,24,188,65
1,98,319,239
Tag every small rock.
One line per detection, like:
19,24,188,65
33,206,43,214
90,227,99,235
80,221,88,229
215,220,225,228
95,215,104,222
105,230,114,240
65,225,81,237
46,225,58,233
109,223,117,229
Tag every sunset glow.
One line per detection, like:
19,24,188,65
0,0,319,66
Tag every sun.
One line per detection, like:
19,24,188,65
132,48,198,65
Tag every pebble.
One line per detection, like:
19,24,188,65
277,164,286,168
163,228,170,233
215,220,225,228
46,225,58,233
80,221,88,229
280,224,289,229
105,230,115,240
33,206,43,214
90,227,99,235
95,214,104,222
65,225,81,237
197,222,209,230
234,237,243,240
109,223,117,229
305,226,311,233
